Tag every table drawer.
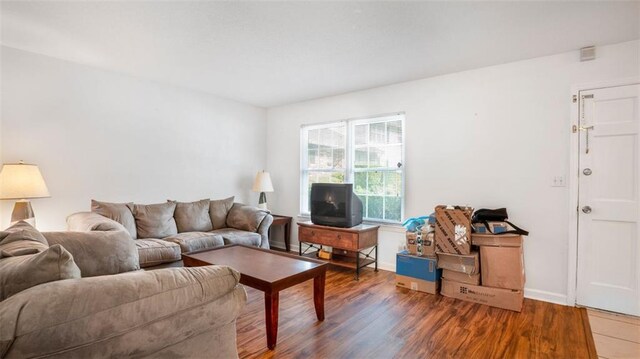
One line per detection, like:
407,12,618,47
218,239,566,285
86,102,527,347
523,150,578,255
299,226,358,250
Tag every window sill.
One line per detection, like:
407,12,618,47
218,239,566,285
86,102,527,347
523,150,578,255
296,214,404,233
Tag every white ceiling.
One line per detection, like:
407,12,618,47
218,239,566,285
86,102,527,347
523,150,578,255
2,1,639,107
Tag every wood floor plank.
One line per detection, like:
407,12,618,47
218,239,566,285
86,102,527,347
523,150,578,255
589,315,640,344
592,333,640,359
236,267,595,358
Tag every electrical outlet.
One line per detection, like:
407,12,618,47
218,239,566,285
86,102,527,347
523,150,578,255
551,176,566,187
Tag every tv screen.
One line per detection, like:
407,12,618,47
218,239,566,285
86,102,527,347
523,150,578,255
310,183,363,228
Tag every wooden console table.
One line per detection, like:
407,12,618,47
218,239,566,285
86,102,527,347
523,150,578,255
297,221,379,280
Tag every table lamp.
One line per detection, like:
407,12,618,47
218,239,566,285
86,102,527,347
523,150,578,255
0,161,50,227
252,170,274,210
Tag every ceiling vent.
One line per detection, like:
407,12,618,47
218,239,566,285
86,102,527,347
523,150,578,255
580,46,596,62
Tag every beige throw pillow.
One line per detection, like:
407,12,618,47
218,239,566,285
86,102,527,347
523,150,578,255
209,196,235,229
0,244,81,300
226,203,269,232
171,199,213,233
0,221,49,258
132,202,178,239
91,200,137,239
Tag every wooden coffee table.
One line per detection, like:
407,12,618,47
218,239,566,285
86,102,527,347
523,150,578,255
182,244,328,350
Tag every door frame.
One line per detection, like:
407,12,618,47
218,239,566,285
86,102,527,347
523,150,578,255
567,76,640,306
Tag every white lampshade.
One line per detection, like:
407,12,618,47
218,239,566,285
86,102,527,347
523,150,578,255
0,162,50,200
252,171,274,193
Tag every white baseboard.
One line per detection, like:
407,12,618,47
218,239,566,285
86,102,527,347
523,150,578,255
524,288,569,306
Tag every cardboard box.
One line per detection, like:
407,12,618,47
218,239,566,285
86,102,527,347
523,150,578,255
422,231,435,256
406,231,418,255
471,233,523,247
396,274,439,294
441,278,524,312
436,251,480,275
474,234,525,290
434,205,473,255
396,251,441,282
442,269,481,285
406,229,435,257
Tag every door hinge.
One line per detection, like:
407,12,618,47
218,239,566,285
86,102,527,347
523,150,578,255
572,124,577,133
572,95,577,103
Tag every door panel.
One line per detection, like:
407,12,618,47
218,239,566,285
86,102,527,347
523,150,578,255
576,84,640,316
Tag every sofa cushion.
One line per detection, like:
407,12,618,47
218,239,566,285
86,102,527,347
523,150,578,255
210,229,261,247
226,203,269,232
43,231,140,277
135,239,181,268
209,196,234,229
91,200,137,239
162,232,224,253
0,244,81,301
172,199,213,233
0,221,49,258
132,202,178,239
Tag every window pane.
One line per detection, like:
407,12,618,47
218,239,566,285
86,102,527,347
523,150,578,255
384,196,401,221
319,146,332,168
386,145,402,169
354,148,368,168
333,148,345,169
384,171,402,196
368,146,384,168
367,196,383,219
369,122,385,144
355,124,367,145
367,171,383,195
387,120,402,144
354,172,367,195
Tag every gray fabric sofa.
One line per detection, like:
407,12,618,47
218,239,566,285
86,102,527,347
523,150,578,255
67,197,273,269
0,221,247,358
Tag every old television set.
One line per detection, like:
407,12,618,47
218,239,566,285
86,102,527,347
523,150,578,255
310,183,363,228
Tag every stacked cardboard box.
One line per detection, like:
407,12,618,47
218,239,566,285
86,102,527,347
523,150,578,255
439,229,525,312
396,250,441,294
397,206,527,312
406,226,435,257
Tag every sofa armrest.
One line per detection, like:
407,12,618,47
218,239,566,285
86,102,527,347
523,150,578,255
257,213,273,249
0,265,247,358
67,212,130,234
42,231,140,277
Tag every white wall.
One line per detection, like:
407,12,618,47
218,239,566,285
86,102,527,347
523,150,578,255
1,46,267,230
265,40,640,304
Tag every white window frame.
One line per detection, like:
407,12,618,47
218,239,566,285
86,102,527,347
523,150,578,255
300,113,405,224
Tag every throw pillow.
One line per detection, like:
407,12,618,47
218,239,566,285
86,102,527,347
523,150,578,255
91,200,137,239
0,244,81,300
132,202,178,239
226,203,269,232
0,221,49,258
171,199,213,233
209,196,235,229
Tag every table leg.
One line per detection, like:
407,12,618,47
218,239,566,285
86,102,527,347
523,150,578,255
375,245,378,272
355,252,360,281
265,291,279,350
284,222,291,252
313,270,326,321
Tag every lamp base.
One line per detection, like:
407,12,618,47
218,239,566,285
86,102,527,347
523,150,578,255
11,200,36,227
257,192,268,211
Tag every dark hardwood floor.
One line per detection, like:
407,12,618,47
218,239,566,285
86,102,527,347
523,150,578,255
236,266,596,359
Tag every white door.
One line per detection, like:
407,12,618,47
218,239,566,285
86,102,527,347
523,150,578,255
576,84,640,316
